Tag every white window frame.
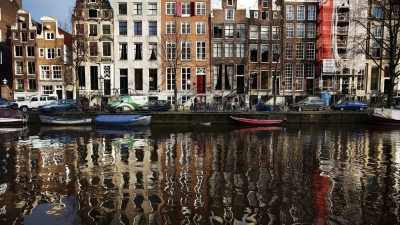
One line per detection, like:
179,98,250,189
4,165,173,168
47,48,55,59
41,65,50,79
286,23,294,38
236,43,245,58
307,23,316,38
196,41,206,61
225,42,234,58
296,23,305,38
250,26,258,39
308,6,316,20
182,2,191,17
46,32,54,40
225,24,234,38
213,42,222,58
181,41,191,60
181,67,191,90
286,5,294,20
166,2,176,15
181,21,191,34
15,45,22,57
296,42,304,59
166,21,176,34
306,42,315,60
53,65,62,80
166,67,175,90
226,9,234,20
297,5,305,20
133,3,142,15
261,26,269,40
166,41,176,60
15,61,23,74
261,44,269,63
196,22,206,34
148,3,157,15
196,2,206,15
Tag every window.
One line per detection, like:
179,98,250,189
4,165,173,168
166,67,175,90
262,11,269,20
42,86,53,94
296,42,304,59
30,32,35,40
272,26,280,39
250,26,258,39
261,44,269,62
261,71,269,90
225,43,233,57
308,6,316,20
373,26,382,37
167,41,176,60
237,24,246,38
286,42,293,59
297,6,305,20
41,65,50,79
46,32,54,40
307,23,316,38
134,43,142,60
295,64,303,90
88,9,98,18
21,32,27,42
133,3,142,15
89,42,97,56
149,21,157,35
148,3,157,15
181,68,191,90
250,44,258,62
182,2,191,17
284,64,293,90
28,61,35,74
182,41,191,60
196,22,206,34
134,22,142,35
374,7,382,18
306,64,314,78
149,69,157,90
119,21,127,35
149,43,157,60
166,21,176,34
76,24,84,35
286,5,294,20
297,23,305,38
16,79,24,90
227,0,233,6
306,42,315,59
371,41,381,57
182,22,191,34
39,48,44,57
214,24,222,38
272,44,280,62
119,3,127,15
15,61,23,74
261,26,269,39
47,48,55,59
28,79,36,90
196,2,206,15
89,24,97,36
262,1,268,8
78,66,86,90
225,24,234,38
53,65,62,79
15,46,22,57
286,23,294,38
226,9,234,20
57,48,61,57
102,24,110,34
134,69,143,90
214,43,222,57
196,41,206,60
103,42,111,56
166,2,176,15
119,43,128,60
236,43,245,58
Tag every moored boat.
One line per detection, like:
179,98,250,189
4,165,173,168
230,116,285,126
95,114,151,126
368,108,400,125
234,126,284,133
39,115,92,125
0,108,28,125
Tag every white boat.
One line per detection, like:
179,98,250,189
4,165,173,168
369,108,400,125
39,115,92,125
0,108,28,125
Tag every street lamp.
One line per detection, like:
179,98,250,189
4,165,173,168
2,78,7,85
249,77,254,110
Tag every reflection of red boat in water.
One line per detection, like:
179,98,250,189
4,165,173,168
234,126,284,133
230,116,285,126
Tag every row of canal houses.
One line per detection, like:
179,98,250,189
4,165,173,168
0,0,397,106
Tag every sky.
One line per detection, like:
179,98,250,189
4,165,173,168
23,0,254,29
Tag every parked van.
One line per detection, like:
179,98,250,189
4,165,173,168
13,94,58,112
107,95,149,112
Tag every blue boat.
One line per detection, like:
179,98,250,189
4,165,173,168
94,115,151,126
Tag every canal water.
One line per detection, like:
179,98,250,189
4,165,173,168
0,123,399,225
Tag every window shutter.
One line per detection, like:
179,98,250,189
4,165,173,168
177,2,182,16
191,2,195,16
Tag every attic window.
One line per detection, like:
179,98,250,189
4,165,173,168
89,9,98,18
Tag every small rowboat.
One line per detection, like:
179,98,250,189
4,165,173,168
230,116,285,126
0,108,28,125
95,115,151,126
39,115,92,125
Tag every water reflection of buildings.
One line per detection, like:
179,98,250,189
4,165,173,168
0,125,399,224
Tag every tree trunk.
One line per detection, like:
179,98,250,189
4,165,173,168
75,70,80,106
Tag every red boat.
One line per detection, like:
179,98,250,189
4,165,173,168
230,116,285,126
369,108,400,125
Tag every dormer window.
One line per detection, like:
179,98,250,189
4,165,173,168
227,0,233,6
88,9,98,18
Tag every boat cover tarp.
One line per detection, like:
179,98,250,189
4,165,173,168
0,108,23,118
95,115,144,125
256,99,273,112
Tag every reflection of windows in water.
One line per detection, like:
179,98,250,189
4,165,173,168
135,171,144,189
135,148,144,162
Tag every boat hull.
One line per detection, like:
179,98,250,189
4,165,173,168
369,108,400,125
95,115,151,126
230,116,284,126
39,115,92,125
0,108,28,125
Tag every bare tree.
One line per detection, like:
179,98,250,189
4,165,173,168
157,17,189,112
353,0,400,107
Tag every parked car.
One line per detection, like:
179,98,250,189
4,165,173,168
40,99,76,113
0,98,7,104
331,100,368,111
137,100,172,112
0,100,19,108
289,99,328,111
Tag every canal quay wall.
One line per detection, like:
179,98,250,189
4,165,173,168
26,110,370,124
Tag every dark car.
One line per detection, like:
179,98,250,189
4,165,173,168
40,99,76,113
0,100,19,108
137,100,171,112
0,98,7,104
289,99,328,111
331,100,368,111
